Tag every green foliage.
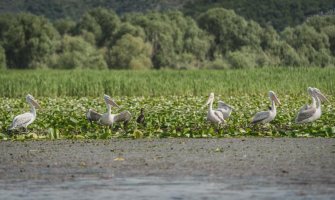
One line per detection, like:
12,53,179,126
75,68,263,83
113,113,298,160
184,0,335,30
305,16,335,56
108,34,152,69
1,94,334,140
76,8,120,47
0,45,6,69
53,18,76,36
204,59,229,70
226,50,256,69
125,11,211,68
267,41,304,67
110,22,146,46
198,8,262,59
49,35,107,69
282,23,334,67
2,0,334,31
0,7,334,69
0,13,59,69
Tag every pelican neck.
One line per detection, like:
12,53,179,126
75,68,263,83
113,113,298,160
29,102,36,116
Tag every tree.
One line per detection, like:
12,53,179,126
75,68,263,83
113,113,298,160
2,13,59,69
281,24,333,66
184,0,335,30
125,12,178,68
53,18,76,36
197,8,262,59
108,34,152,69
306,15,335,55
167,11,212,66
125,11,211,68
321,25,335,56
76,8,120,47
49,35,107,69
110,22,146,46
0,14,15,43
0,45,6,69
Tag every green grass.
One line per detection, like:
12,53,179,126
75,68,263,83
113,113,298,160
0,68,335,97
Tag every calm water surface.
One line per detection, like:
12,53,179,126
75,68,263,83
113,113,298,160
0,177,333,200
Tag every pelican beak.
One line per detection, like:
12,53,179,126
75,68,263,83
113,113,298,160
31,99,41,108
314,90,329,103
272,94,281,105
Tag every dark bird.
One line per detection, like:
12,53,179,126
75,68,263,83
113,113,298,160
136,108,145,125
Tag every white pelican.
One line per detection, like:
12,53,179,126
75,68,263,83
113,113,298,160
86,94,132,127
297,87,315,113
203,93,225,124
8,94,40,132
295,88,328,123
251,91,281,124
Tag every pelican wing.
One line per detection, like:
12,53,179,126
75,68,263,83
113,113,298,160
214,111,225,123
218,101,233,110
295,107,317,123
9,112,33,130
86,109,102,122
298,104,312,113
251,111,270,124
114,110,132,123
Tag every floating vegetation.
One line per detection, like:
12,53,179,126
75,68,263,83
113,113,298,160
1,95,334,140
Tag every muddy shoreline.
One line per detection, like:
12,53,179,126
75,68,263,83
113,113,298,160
1,138,334,198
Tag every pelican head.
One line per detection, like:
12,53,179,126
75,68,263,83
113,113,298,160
312,88,329,102
104,94,119,108
269,91,281,105
307,87,314,96
26,94,40,108
203,92,214,108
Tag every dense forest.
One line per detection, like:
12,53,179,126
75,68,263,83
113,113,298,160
0,1,334,69
1,0,334,30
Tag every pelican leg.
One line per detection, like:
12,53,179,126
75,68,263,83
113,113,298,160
24,127,28,133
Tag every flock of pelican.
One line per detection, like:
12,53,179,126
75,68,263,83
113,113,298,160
202,87,328,125
7,87,329,132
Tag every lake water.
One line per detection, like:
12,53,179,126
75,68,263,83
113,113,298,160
0,176,332,200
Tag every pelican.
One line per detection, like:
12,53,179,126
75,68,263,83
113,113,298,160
8,94,40,132
295,88,328,123
203,93,225,124
297,87,315,113
251,91,281,124
86,94,132,127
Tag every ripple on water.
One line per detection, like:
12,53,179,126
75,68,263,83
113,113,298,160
0,177,333,200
